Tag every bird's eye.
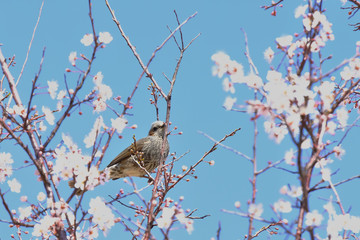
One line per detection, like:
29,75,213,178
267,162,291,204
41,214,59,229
153,127,158,131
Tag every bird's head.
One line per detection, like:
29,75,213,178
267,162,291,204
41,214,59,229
148,121,166,138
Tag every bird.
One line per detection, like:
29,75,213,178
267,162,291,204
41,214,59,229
69,121,169,195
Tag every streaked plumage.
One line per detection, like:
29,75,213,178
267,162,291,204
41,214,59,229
107,121,169,179
69,121,169,195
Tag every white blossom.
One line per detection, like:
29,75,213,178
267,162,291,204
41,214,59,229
321,167,332,181
276,35,293,47
284,149,295,165
274,199,292,213
223,96,237,111
305,210,323,227
37,192,46,202
248,203,263,218
156,206,175,229
19,206,32,220
295,5,308,18
84,116,106,148
264,47,275,63
48,80,59,99
68,51,77,66
337,107,349,128
89,197,115,234
0,152,13,182
111,117,127,134
288,185,303,198
42,106,55,125
222,78,235,93
8,178,21,193
99,32,113,44
81,33,94,46
32,215,58,237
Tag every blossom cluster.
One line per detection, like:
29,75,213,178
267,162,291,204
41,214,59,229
210,5,356,147
211,3,360,238
52,134,110,192
156,197,194,234
91,72,113,113
0,152,13,183
212,51,353,145
88,196,115,235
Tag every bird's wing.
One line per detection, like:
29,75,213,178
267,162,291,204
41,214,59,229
107,138,148,168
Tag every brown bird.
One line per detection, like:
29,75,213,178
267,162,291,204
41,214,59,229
106,120,169,179
69,121,169,195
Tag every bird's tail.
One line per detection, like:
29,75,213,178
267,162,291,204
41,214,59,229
68,170,105,196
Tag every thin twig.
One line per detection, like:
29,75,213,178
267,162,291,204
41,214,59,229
16,0,45,85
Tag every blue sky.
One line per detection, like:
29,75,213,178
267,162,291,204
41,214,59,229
1,0,360,239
